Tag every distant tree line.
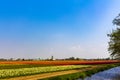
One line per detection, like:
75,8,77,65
0,56,111,61
0,58,35,61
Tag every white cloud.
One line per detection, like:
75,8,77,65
69,45,83,52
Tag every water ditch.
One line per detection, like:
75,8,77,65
78,66,120,80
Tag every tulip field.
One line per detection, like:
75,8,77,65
0,64,89,79
0,60,119,65
0,60,119,79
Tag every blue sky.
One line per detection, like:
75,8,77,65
0,0,120,59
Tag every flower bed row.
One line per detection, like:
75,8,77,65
0,65,89,79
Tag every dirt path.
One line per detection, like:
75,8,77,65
2,67,96,80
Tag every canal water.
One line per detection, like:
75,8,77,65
78,66,120,80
